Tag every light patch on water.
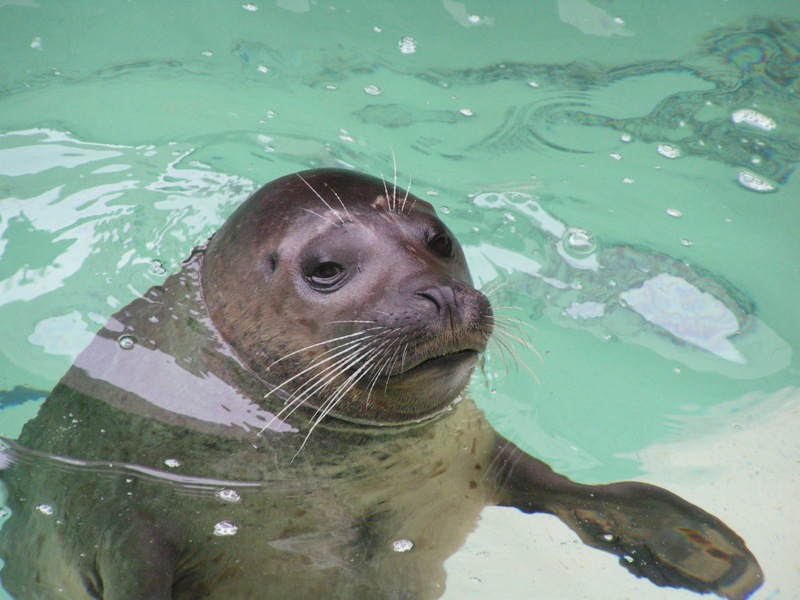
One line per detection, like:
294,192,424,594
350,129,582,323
28,311,94,358
619,273,745,363
557,0,633,37
565,301,606,320
442,0,493,27
0,131,123,176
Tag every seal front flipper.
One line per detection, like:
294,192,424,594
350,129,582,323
490,439,763,600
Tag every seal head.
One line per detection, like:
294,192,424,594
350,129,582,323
201,168,493,425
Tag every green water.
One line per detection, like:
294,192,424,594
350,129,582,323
1,1,798,597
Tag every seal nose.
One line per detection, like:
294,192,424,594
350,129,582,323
416,285,457,317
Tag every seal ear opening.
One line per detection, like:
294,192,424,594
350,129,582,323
264,252,279,280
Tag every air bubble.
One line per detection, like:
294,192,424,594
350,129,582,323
392,539,414,552
217,489,242,503
214,521,239,536
149,260,166,275
657,144,681,159
118,335,136,350
563,227,597,256
737,171,776,193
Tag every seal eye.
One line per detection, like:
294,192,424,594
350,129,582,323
429,233,454,258
307,261,347,291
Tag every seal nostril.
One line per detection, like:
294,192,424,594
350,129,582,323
416,285,457,315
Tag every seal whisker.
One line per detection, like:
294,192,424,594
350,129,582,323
380,341,405,394
271,329,398,415
296,174,346,225
291,345,389,456
487,331,541,384
263,334,380,401
399,342,410,376
491,319,541,361
363,342,402,405
261,339,381,432
391,149,398,212
323,336,398,410
327,320,378,325
380,171,392,211
400,175,413,214
300,207,340,228
481,280,510,299
486,334,513,375
268,328,382,368
327,186,351,220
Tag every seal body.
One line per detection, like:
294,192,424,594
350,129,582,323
0,170,762,599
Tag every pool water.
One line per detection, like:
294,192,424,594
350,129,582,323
1,1,798,597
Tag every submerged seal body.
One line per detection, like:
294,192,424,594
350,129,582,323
0,170,762,599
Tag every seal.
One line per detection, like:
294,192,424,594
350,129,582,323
0,169,762,599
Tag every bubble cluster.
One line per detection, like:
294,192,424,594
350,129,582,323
731,109,776,131
398,37,417,55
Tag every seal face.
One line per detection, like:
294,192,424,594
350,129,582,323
201,169,494,425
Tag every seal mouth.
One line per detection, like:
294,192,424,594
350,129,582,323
393,349,479,377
